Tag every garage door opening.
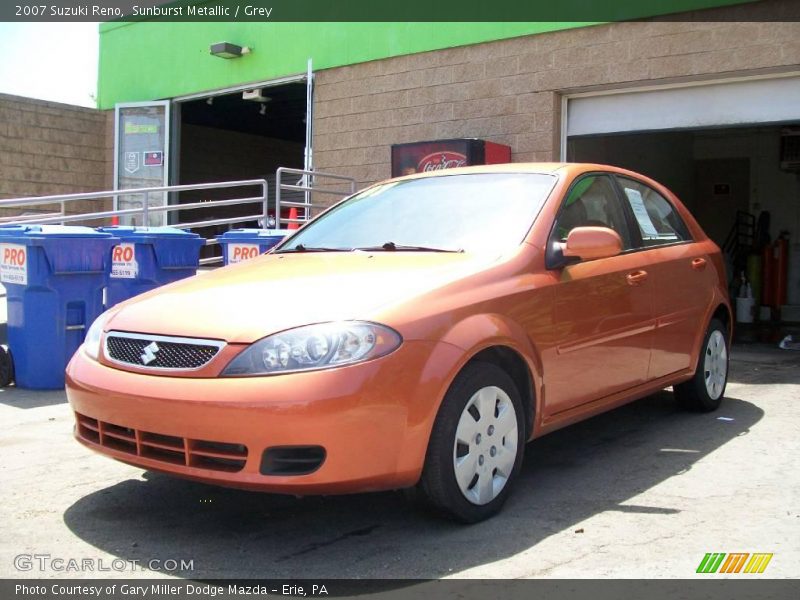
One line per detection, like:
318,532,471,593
568,125,800,308
174,81,308,251
563,76,800,314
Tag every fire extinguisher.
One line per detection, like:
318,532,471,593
774,235,789,307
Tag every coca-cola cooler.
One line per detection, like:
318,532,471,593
391,138,511,177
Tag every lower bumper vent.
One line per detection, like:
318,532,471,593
75,412,248,473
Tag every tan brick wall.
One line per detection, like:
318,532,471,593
0,94,111,219
313,0,800,192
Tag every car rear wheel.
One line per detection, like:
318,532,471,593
416,361,525,523
674,318,729,412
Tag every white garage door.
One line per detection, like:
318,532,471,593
566,75,800,139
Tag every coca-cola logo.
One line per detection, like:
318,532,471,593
418,151,468,172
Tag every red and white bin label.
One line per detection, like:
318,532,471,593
227,243,260,264
0,243,28,285
111,243,138,279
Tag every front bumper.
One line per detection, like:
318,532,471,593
66,340,462,494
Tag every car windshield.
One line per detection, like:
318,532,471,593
277,172,557,254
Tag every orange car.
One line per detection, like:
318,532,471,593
66,163,731,522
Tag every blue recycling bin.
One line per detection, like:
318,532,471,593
0,225,117,389
216,229,287,266
97,226,205,308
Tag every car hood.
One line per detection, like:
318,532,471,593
106,252,494,343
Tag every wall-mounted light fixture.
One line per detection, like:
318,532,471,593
209,42,251,59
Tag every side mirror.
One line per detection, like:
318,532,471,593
562,226,623,261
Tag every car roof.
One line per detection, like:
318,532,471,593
388,162,623,182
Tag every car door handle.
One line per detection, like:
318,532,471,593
626,270,649,285
691,258,707,271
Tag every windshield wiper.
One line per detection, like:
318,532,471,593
356,241,464,253
276,244,353,253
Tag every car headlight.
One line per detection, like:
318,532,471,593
221,321,402,376
83,309,114,361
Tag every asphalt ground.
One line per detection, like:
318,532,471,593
0,343,798,580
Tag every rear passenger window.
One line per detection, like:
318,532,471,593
617,177,692,247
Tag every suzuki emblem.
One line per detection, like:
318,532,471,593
141,341,160,365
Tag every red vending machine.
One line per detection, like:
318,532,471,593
391,138,512,177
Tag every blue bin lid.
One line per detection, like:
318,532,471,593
98,226,203,269
0,225,31,237
97,226,202,240
0,224,115,239
0,225,117,274
217,228,288,242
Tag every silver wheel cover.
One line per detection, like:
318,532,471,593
704,330,728,400
453,386,518,505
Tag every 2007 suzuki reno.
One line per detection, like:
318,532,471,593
67,163,731,522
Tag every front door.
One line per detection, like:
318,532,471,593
114,100,171,226
542,174,654,417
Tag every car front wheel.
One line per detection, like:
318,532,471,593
416,361,525,523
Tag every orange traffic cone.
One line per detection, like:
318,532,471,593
288,207,299,230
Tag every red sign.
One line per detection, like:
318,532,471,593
391,139,511,177
143,151,163,167
417,151,468,172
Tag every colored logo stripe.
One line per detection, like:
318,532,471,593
744,553,773,574
697,553,726,573
696,553,773,574
719,553,749,573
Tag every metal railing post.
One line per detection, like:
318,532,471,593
276,170,282,227
261,179,269,229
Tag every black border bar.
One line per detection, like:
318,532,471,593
4,579,800,600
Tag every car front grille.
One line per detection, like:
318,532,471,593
105,332,223,370
75,413,248,473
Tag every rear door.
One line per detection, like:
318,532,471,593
543,174,654,417
614,175,713,379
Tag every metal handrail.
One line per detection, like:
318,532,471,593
0,212,62,223
0,169,356,267
275,167,356,228
0,178,270,266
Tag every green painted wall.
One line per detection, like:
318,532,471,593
97,1,754,108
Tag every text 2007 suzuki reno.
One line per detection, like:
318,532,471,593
67,163,731,522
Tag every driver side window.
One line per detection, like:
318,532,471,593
554,175,633,250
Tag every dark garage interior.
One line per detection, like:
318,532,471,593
173,82,307,253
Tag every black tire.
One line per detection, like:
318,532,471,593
0,346,13,387
415,361,526,523
674,318,729,412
